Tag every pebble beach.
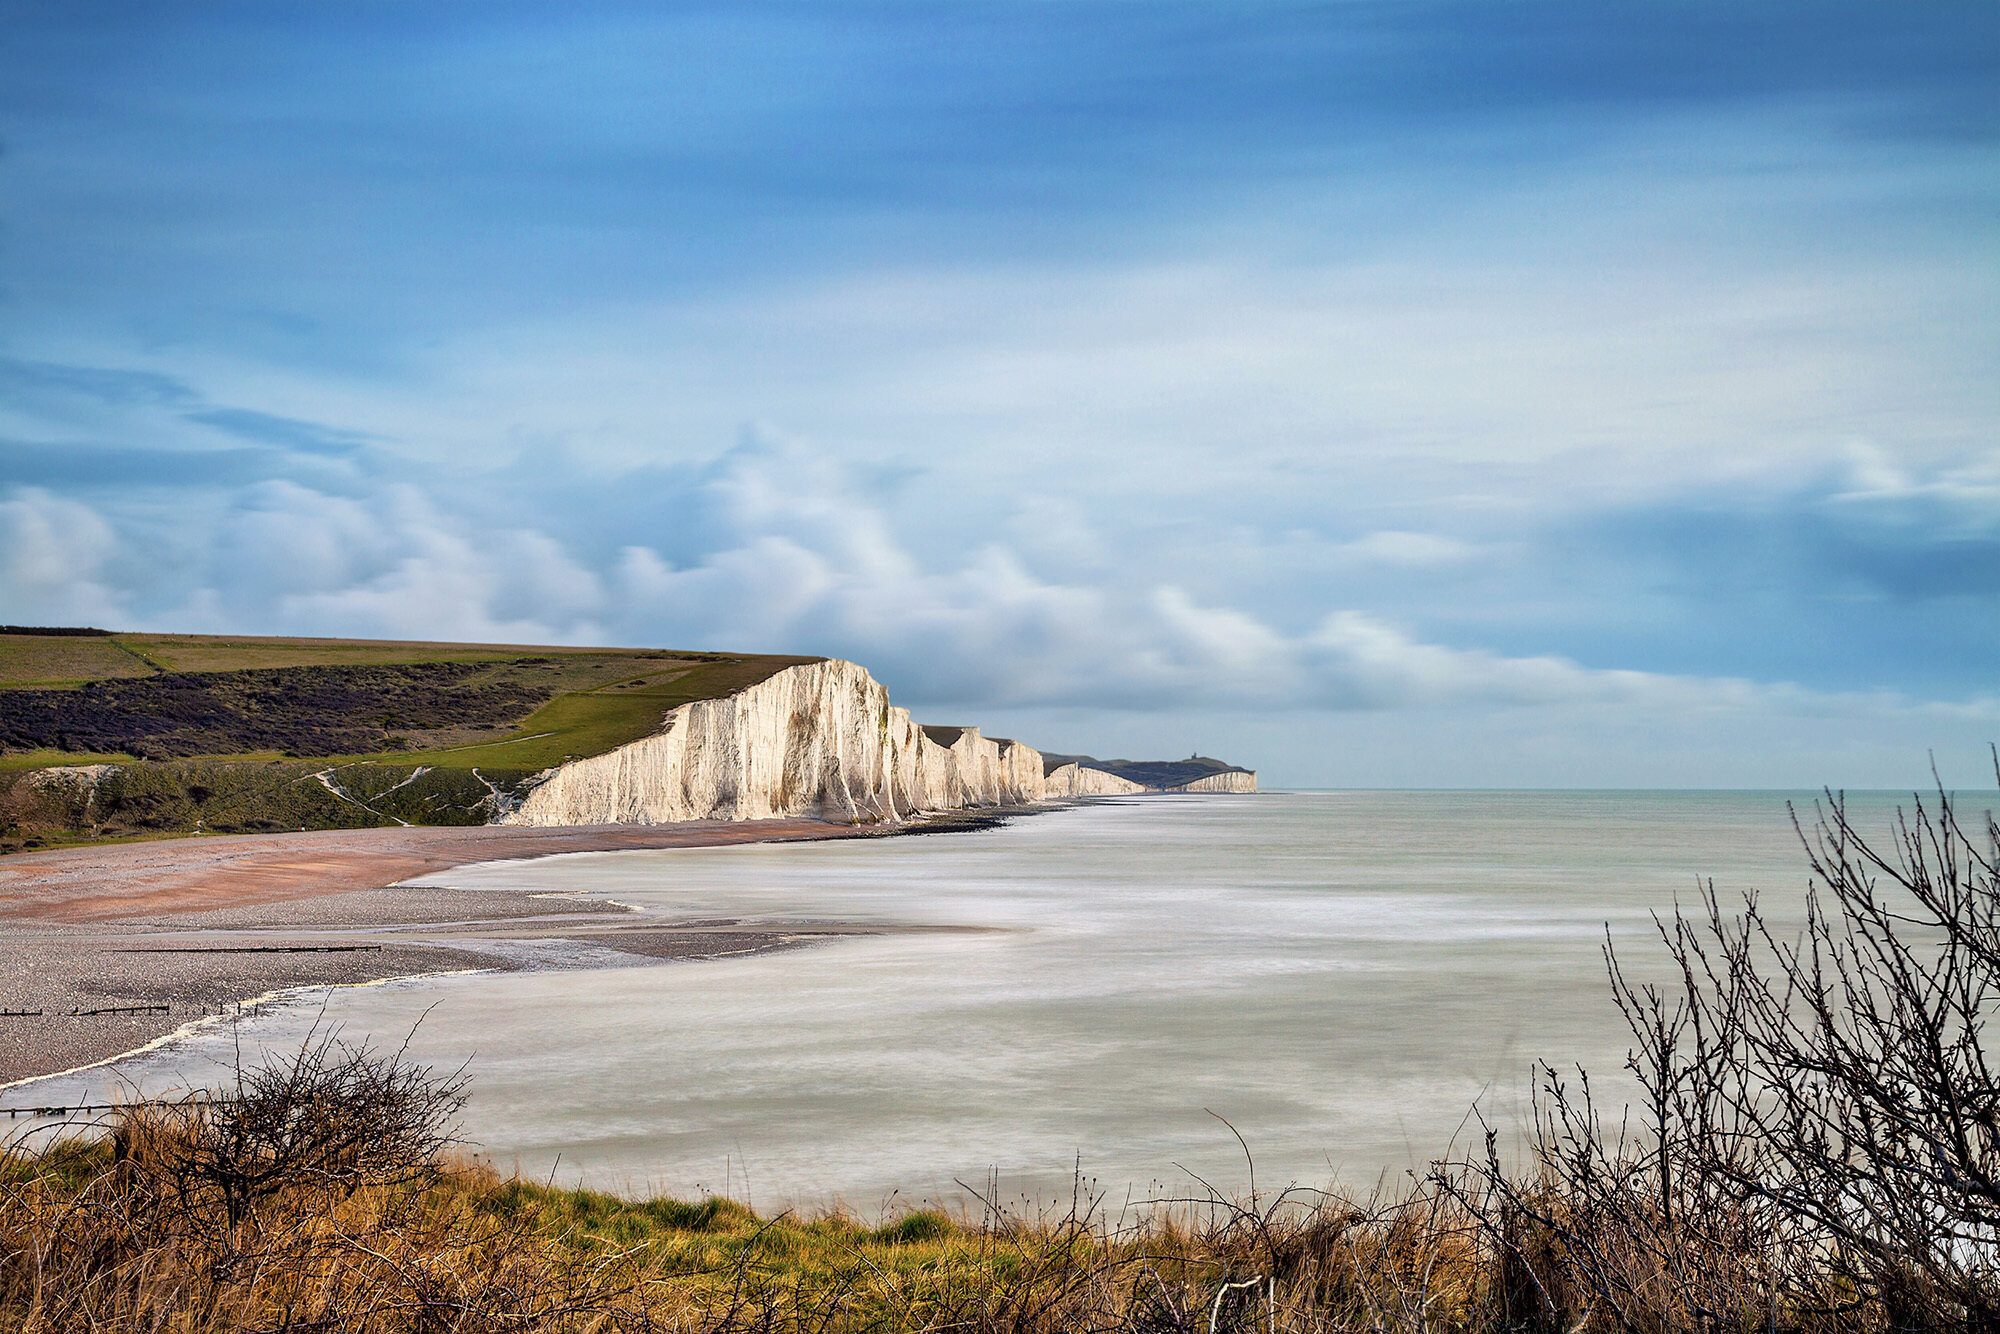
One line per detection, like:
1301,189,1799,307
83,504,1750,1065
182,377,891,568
0,819,880,1088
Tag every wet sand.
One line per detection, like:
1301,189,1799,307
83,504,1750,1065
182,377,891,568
0,819,887,1087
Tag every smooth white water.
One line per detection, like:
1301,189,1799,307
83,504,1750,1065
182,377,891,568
12,791,1895,1209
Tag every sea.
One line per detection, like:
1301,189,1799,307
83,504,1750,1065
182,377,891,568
9,790,1911,1211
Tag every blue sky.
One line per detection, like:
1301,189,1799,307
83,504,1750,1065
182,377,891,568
2,1,1996,787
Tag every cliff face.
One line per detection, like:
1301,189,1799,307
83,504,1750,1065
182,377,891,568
500,660,1054,827
1170,771,1258,793
496,657,1259,828
1044,762,1147,797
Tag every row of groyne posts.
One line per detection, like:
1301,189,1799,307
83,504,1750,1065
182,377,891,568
3,1095,229,1121
3,1001,253,1018
2,1002,228,1120
1,943,389,1120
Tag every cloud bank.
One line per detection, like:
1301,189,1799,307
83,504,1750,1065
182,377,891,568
6,429,1995,790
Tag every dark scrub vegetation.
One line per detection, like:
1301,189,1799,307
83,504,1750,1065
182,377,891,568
0,625,112,637
0,661,556,759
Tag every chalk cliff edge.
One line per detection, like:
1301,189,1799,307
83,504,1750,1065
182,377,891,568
497,658,1252,827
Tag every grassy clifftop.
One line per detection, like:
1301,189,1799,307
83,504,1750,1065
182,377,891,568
0,630,817,848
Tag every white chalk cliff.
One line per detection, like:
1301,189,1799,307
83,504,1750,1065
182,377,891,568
497,657,1252,828
1169,771,1259,794
1043,762,1147,797
499,659,1016,827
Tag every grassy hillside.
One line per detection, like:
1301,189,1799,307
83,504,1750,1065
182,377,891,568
0,630,818,848
0,629,616,688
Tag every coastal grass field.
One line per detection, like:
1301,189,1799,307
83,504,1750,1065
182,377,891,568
0,630,817,849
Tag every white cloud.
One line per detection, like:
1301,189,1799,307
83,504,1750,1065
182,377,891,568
8,441,1998,787
9,440,1989,759
410,168,1997,527
0,488,127,627
577,437,1824,719
167,481,605,645
1830,442,2000,516
1328,531,1484,568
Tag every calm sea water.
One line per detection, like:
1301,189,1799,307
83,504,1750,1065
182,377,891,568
16,791,1907,1209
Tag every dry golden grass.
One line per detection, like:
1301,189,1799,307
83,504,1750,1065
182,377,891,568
0,1118,1911,1334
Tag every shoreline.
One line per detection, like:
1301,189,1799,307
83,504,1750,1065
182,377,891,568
0,810,1045,1090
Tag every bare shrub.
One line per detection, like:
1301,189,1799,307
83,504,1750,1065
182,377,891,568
142,1026,467,1231
0,1031,674,1330
1448,766,2000,1332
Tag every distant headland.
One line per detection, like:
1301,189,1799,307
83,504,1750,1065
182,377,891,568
0,628,1253,852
